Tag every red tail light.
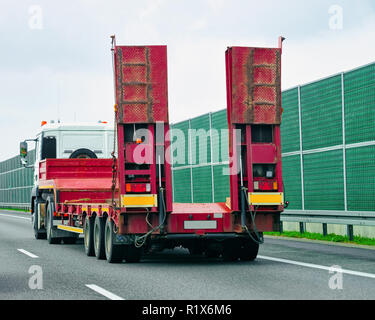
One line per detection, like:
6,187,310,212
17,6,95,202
125,183,151,193
254,180,277,191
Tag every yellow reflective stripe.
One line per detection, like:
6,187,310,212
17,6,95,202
57,225,83,234
121,194,158,208
39,185,54,190
101,207,109,214
249,193,284,205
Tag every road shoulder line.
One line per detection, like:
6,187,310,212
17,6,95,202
258,255,375,279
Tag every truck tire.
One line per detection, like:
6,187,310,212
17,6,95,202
33,199,46,240
222,239,240,262
124,244,142,263
46,197,61,245
94,216,106,259
84,216,95,256
105,219,124,263
70,148,97,159
239,239,259,261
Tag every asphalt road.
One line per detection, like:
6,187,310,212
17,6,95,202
1,210,375,300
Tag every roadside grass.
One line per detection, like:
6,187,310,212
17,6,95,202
0,207,29,213
264,230,375,246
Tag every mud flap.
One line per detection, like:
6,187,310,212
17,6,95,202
52,221,79,238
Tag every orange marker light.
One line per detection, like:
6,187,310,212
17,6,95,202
41,121,47,126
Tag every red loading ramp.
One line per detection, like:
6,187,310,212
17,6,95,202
226,47,281,125
114,45,169,124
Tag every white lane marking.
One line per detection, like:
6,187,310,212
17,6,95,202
0,213,30,221
258,255,375,279
17,249,38,258
86,284,125,300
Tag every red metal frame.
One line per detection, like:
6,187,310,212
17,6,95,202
38,39,284,243
113,44,173,214
38,159,117,205
225,40,284,214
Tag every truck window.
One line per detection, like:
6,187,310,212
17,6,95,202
41,136,57,160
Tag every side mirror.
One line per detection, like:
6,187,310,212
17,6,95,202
20,141,28,166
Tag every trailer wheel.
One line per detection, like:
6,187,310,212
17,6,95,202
84,216,95,256
33,199,46,240
124,244,142,263
222,239,240,262
239,239,259,261
46,197,61,245
104,219,124,263
94,216,106,259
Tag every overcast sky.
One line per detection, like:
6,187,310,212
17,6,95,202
0,0,374,160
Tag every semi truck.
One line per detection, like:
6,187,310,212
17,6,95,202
20,36,285,263
20,121,114,240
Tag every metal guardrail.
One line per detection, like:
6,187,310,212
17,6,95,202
282,210,375,226
281,210,375,240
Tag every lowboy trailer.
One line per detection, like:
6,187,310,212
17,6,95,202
28,36,285,263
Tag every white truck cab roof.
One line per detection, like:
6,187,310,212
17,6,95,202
31,121,116,185
35,121,115,160
38,121,114,132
